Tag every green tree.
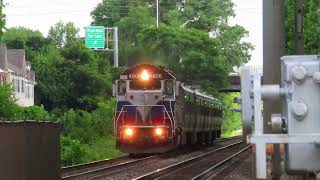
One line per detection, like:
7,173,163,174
0,0,5,39
0,83,19,119
91,0,252,89
48,21,79,48
162,0,235,32
1,27,48,60
221,93,241,137
117,6,155,65
285,0,320,54
32,46,75,110
136,26,252,90
1,27,43,48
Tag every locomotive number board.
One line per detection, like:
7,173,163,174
128,73,163,79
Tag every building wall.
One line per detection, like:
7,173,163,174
9,74,35,107
0,71,8,84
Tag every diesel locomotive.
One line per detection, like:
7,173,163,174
113,64,223,154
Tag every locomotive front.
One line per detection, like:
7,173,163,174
114,65,177,154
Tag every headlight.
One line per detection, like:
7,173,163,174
141,70,150,81
155,128,163,136
124,128,134,136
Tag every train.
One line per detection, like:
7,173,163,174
113,64,223,154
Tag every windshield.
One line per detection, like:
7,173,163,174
129,80,161,90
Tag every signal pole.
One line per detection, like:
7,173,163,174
156,0,159,27
263,0,285,179
114,27,119,67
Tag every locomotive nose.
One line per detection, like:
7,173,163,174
128,92,162,122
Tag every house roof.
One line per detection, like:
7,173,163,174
0,44,35,82
7,49,26,76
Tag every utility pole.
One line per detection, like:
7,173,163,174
113,27,119,67
156,0,159,27
263,0,285,179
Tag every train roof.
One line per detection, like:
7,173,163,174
121,64,175,80
180,83,221,103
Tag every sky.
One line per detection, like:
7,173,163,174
4,0,263,67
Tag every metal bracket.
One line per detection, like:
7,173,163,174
249,134,320,144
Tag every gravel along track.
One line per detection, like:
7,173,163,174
134,141,250,180
61,137,241,180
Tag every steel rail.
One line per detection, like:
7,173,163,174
61,136,236,173
133,141,244,180
61,155,130,174
191,145,252,180
61,155,157,180
61,136,241,179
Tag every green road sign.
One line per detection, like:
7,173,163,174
85,26,105,49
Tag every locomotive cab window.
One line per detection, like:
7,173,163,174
118,80,126,95
164,80,174,95
130,80,161,90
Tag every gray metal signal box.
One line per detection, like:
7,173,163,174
282,56,320,172
241,55,320,179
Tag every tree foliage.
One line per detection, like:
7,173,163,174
1,27,48,60
1,21,121,165
48,22,80,48
285,0,320,54
221,93,241,137
91,1,252,91
0,0,5,39
0,83,19,118
0,83,50,120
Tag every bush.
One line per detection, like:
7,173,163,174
221,93,242,137
0,83,19,119
58,98,118,165
60,135,85,166
20,105,51,120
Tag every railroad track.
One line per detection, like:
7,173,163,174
134,141,251,180
60,136,241,180
61,155,158,179
61,156,130,175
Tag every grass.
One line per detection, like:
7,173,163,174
82,136,126,162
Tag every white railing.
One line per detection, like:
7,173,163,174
230,66,263,76
247,66,263,75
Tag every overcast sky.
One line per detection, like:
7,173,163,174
4,0,263,67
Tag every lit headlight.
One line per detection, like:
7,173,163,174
141,70,150,81
124,128,134,136
155,128,163,136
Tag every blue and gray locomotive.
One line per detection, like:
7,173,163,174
114,64,222,154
